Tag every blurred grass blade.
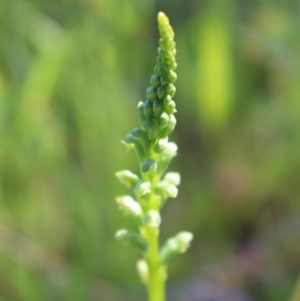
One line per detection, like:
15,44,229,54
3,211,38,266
195,1,235,131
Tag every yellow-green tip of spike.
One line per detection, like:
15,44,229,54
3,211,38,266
157,12,170,29
157,11,168,22
157,12,175,41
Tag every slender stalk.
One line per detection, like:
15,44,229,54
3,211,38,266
146,227,166,301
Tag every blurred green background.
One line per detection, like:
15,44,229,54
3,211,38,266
1,0,300,301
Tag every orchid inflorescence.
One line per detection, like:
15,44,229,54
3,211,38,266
115,12,193,301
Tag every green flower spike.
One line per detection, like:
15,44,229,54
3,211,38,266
115,12,193,301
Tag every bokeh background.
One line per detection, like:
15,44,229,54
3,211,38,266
1,0,300,301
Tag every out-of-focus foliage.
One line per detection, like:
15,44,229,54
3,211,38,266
0,1,299,301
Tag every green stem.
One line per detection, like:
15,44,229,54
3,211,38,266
146,227,166,301
145,160,166,301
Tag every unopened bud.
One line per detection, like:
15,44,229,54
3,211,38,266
160,76,169,86
143,100,153,119
115,229,148,252
131,127,149,141
116,195,143,218
160,231,193,263
123,127,150,159
167,70,177,83
176,232,193,253
155,139,177,154
143,210,161,227
137,101,146,122
163,172,181,186
154,65,164,76
141,159,157,173
137,260,149,284
160,114,176,137
143,119,158,138
165,100,176,115
115,170,139,189
156,138,168,151
153,99,163,117
155,140,178,176
163,95,172,108
135,180,151,197
150,74,160,87
122,134,146,159
156,181,178,198
157,86,166,100
159,112,169,129
147,86,157,101
165,83,176,97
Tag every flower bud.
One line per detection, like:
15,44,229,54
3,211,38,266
156,181,178,198
176,232,193,252
131,127,150,147
143,210,161,228
163,172,181,186
135,180,151,197
143,100,153,119
116,195,143,218
160,76,169,86
115,170,140,189
167,70,177,83
159,112,169,130
115,229,148,252
155,139,177,154
123,134,146,159
154,65,164,76
143,119,158,138
168,114,177,129
157,86,166,100
165,83,176,97
141,159,157,173
162,95,172,108
153,99,163,117
150,74,160,87
161,57,169,65
160,231,193,263
155,141,178,175
123,127,150,158
147,86,157,101
137,260,149,284
162,64,171,73
137,101,146,122
166,185,178,198
159,114,176,137
166,49,175,59
164,100,176,115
